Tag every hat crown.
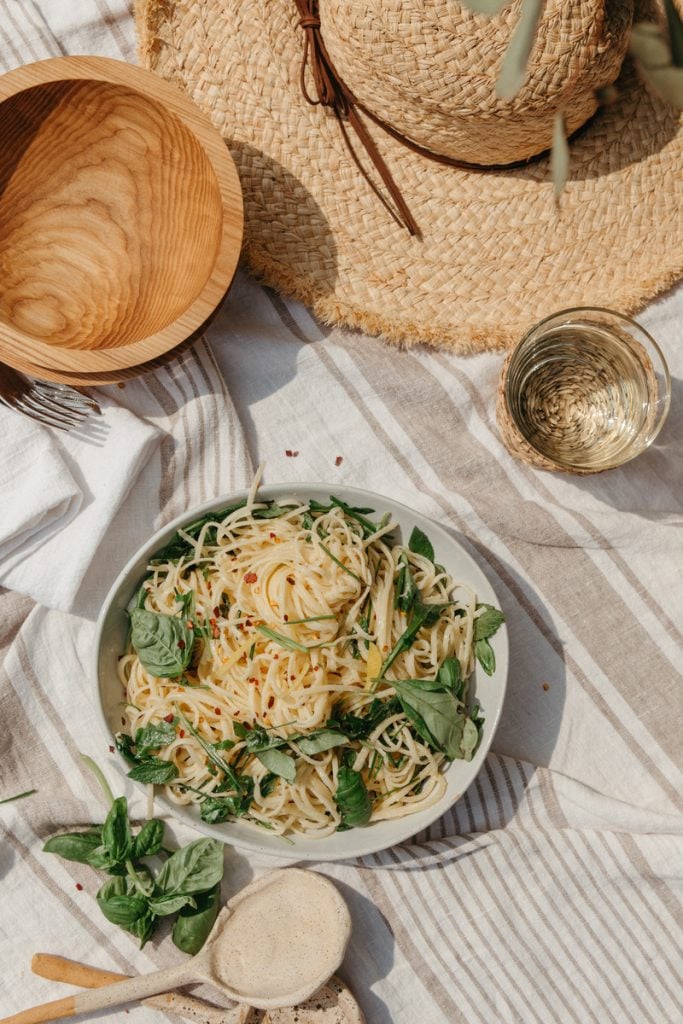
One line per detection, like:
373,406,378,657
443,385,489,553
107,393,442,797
320,0,635,164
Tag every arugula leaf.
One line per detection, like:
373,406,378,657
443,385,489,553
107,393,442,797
127,758,179,785
255,624,310,653
295,730,348,755
176,709,246,799
172,882,220,954
391,679,466,759
408,525,434,562
253,747,295,782
154,837,224,897
317,540,363,584
102,797,132,863
335,767,372,827
114,733,138,766
394,553,418,613
475,638,496,676
43,829,103,864
134,720,177,758
327,698,400,741
259,772,278,797
379,600,451,679
474,604,505,641
130,609,193,679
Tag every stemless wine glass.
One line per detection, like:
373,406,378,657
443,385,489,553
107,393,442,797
498,307,671,473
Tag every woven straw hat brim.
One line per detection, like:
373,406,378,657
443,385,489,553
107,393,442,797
137,0,683,354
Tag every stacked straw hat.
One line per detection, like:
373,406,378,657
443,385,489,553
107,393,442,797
136,0,683,353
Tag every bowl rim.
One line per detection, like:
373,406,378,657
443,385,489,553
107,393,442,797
0,55,243,374
94,482,508,861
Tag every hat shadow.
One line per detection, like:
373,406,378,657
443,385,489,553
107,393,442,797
229,140,339,299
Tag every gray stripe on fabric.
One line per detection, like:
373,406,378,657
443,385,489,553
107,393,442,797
354,863,471,1024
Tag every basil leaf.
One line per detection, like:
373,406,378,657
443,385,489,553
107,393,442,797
172,882,220,955
243,726,286,754
335,767,372,827
114,733,138,766
43,829,102,864
437,656,463,698
155,837,224,897
392,679,466,759
148,893,197,917
126,907,156,947
87,845,127,874
102,797,132,863
134,720,177,758
408,525,434,562
97,889,149,927
131,818,165,860
461,718,480,761
475,637,496,676
296,730,348,755
474,604,505,641
199,797,234,824
130,609,193,679
256,747,296,783
127,758,178,785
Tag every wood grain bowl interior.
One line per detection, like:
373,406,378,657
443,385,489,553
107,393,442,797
0,57,243,378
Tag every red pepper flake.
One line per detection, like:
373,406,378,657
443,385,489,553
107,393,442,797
268,697,275,708
164,712,175,723
244,572,258,584
187,620,195,630
177,639,186,650
234,711,240,718
121,717,126,726
213,606,220,617
542,682,550,692
108,745,115,753
283,614,289,622
245,619,253,628
214,707,222,715
248,676,259,685
285,450,300,458
286,575,295,585
335,455,343,466
290,674,296,681
179,729,185,738
75,883,83,891
273,654,279,660
269,532,276,540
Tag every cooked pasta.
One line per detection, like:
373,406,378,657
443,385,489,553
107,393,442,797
116,478,503,839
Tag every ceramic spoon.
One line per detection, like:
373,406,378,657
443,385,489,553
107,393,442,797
1,868,351,1024
31,954,250,1024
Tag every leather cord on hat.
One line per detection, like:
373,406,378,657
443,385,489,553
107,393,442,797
294,1,592,236
295,0,420,235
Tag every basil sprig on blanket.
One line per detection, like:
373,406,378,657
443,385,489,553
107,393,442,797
43,757,223,952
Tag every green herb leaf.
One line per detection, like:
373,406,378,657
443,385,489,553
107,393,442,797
114,733,138,766
335,767,372,827
126,907,156,947
318,540,363,584
43,829,103,864
148,893,197,917
408,525,435,562
461,718,480,761
392,679,466,759
296,730,348,755
255,624,310,653
285,614,337,625
474,604,505,641
130,609,193,679
379,600,452,679
97,891,149,927
172,882,220,954
131,819,165,859
102,797,132,863
256,747,297,783
127,758,179,785
437,656,463,698
259,772,279,797
475,637,496,676
154,838,224,897
395,553,418,613
496,0,543,99
0,788,36,805
134,720,177,758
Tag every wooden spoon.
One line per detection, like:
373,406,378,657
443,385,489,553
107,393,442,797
1,869,351,1024
31,954,249,1024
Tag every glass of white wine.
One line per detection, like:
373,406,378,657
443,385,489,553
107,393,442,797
500,307,671,473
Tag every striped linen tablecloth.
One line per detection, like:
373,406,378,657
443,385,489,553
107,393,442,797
1,4,682,1023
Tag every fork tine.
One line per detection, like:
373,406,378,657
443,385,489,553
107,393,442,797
32,382,101,413
17,395,83,429
13,398,70,431
22,392,86,425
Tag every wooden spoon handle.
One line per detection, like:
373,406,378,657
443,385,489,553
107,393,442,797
30,955,240,1024
0,962,197,1024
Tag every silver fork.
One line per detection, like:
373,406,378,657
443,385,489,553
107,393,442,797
0,362,101,430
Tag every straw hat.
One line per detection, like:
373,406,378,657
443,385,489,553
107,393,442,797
136,0,683,353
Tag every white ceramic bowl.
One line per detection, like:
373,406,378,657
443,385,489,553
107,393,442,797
95,484,508,861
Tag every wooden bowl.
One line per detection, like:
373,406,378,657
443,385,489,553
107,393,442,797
0,57,243,380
